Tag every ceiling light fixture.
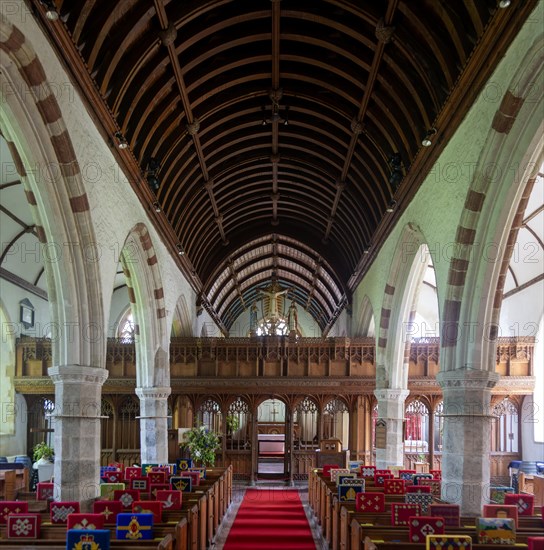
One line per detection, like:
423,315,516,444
40,0,59,20
261,88,289,126
363,246,370,254
386,199,397,213
145,158,161,192
498,0,511,7
422,127,437,147
176,244,185,256
114,132,128,149
152,201,162,213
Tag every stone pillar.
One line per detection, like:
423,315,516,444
437,369,499,516
135,387,171,465
48,365,109,508
373,389,409,469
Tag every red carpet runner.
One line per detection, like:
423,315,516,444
223,488,316,549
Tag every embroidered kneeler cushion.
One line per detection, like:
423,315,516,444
132,500,163,523
477,516,515,544
124,467,142,481
330,468,350,484
425,535,472,549
171,476,192,492
527,536,544,550
360,466,376,479
489,486,514,504
375,469,392,476
384,479,405,494
482,504,518,527
338,484,363,502
341,478,365,488
322,464,338,477
356,492,385,513
114,489,140,509
430,470,441,480
405,492,433,514
153,464,176,475
93,500,122,525
391,503,420,526
149,483,170,499
374,473,393,487
156,490,182,510
141,464,159,475
66,513,105,530
408,516,445,542
100,483,124,500
429,504,460,527
413,473,433,485
66,529,110,549
184,470,201,487
176,458,193,471
147,471,167,484
337,473,357,486
0,501,28,524
50,501,80,524
102,471,122,483
504,493,535,516
6,513,40,539
189,467,205,479
131,477,149,492
399,469,416,480
406,484,431,494
419,479,441,498
36,481,54,500
116,512,154,540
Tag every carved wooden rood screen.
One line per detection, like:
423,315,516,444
14,336,535,480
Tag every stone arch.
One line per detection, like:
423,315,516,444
120,223,168,388
0,17,104,369
354,294,375,337
171,294,193,337
440,35,544,374
376,223,435,389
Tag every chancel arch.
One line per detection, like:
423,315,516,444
171,294,193,337
354,294,376,337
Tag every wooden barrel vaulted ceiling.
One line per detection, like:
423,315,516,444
32,0,537,334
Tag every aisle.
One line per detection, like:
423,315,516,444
222,488,316,550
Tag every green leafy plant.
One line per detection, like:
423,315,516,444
226,414,240,434
182,425,221,467
33,442,54,462
417,453,427,463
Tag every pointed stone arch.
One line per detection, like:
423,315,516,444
376,223,435,389
120,223,168,388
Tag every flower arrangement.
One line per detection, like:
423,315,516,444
181,425,221,467
32,442,54,462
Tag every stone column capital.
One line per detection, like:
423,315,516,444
136,386,172,400
48,365,109,385
373,388,410,401
436,369,500,390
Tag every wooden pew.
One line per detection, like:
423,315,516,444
0,468,29,500
361,536,536,550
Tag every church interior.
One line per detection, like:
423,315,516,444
0,0,543,547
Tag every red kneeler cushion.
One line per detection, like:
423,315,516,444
150,483,170,499
93,500,122,525
50,501,80,524
7,513,40,539
408,515,445,542
391,503,420,526
156,490,182,510
36,482,54,500
528,537,544,550
132,500,163,523
147,471,167,484
504,493,535,516
384,479,405,494
406,484,431,493
356,492,385,513
124,466,142,481
113,489,140,509
322,464,338,477
483,504,518,527
0,501,28,524
66,513,105,530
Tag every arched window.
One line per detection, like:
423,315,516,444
117,308,135,342
404,399,430,456
256,317,288,336
323,398,349,447
491,398,519,453
196,398,222,434
294,397,318,449
226,398,250,450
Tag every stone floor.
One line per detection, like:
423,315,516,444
211,481,327,549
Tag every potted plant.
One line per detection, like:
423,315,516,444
181,425,221,467
226,414,240,436
32,442,54,465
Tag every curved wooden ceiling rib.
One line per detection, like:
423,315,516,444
48,0,516,333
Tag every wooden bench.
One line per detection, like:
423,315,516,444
0,469,28,500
